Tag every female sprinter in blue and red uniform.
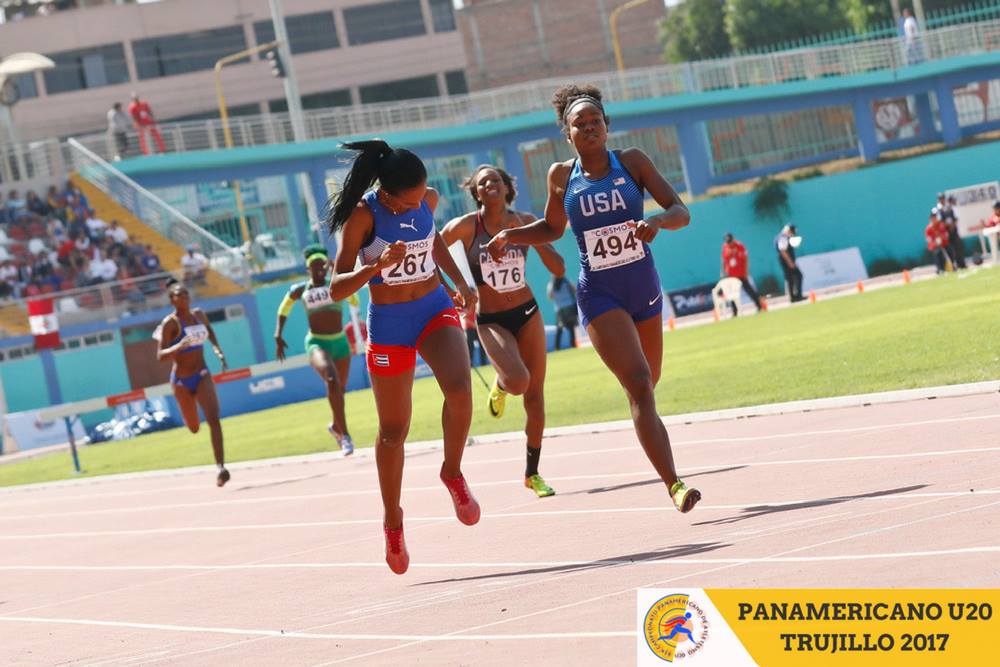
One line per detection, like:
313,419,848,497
442,165,565,498
488,84,702,514
156,278,230,487
327,139,481,575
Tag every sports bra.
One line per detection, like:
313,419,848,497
358,190,437,286
465,211,529,294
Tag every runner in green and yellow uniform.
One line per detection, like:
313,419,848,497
275,245,355,454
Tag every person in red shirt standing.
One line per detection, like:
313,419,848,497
925,214,952,274
720,233,762,313
128,92,166,155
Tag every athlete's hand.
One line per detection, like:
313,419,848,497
454,283,478,314
376,241,407,269
486,230,509,262
275,336,287,362
215,348,228,372
633,219,659,243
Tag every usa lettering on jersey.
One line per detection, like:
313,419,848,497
579,189,627,217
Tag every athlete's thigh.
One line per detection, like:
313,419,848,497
515,312,547,388
478,322,528,378
194,376,221,421
635,314,664,386
418,325,472,392
173,385,200,429
586,308,651,386
308,346,332,378
370,369,414,435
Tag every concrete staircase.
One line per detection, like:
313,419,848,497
71,174,245,298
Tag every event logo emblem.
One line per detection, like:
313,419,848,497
643,593,710,662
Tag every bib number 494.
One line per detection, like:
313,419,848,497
584,220,645,271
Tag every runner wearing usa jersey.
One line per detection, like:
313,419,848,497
327,139,481,575
442,165,566,498
487,84,701,514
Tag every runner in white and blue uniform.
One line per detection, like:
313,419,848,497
327,139,481,575
487,84,701,514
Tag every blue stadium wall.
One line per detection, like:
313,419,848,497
5,131,1000,416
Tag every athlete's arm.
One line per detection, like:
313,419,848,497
156,317,185,362
424,187,440,213
488,162,570,259
329,204,405,301
274,284,304,362
433,231,478,314
516,212,565,277
440,214,474,250
622,148,690,238
195,308,227,371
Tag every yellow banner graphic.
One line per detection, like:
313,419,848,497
707,589,999,666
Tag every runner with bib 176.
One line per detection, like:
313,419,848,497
442,164,566,498
486,84,701,514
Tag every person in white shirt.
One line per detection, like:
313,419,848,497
90,256,119,283
86,215,108,239
181,245,209,284
107,102,131,161
108,220,129,245
903,8,923,64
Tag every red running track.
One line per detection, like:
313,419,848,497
0,393,998,665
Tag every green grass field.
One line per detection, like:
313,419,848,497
3,267,998,487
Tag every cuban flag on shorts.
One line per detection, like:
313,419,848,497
28,298,60,349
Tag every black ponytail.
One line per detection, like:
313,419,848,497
326,139,427,234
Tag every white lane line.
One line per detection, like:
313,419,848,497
319,495,1000,665
2,546,997,572
4,410,996,500
0,616,630,642
3,488,997,541
5,443,998,522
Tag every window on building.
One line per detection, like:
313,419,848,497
444,70,467,95
344,0,425,46
162,103,262,123
253,11,339,54
43,44,129,94
133,26,248,80
13,73,39,99
359,74,439,104
429,0,456,32
269,89,351,113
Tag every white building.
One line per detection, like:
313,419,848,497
1,0,468,141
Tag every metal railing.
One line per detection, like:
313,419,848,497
56,18,1000,163
4,272,184,330
65,139,250,286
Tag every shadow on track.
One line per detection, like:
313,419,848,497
566,465,749,496
691,484,929,526
413,542,730,586
233,472,329,492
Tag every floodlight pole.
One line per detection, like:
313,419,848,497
215,40,279,248
269,0,321,236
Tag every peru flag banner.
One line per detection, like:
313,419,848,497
27,299,60,349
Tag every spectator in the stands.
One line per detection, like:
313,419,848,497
31,252,54,282
89,253,119,284
5,190,28,220
85,213,108,240
0,260,18,299
25,190,50,217
181,244,208,284
107,219,129,245
46,185,64,216
140,244,162,274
